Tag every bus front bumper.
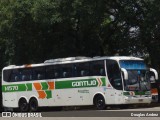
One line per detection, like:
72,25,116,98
124,96,152,104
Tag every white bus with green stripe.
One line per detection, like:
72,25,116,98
2,56,158,111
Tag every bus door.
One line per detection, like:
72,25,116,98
106,60,123,104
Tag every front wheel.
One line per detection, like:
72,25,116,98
94,95,106,110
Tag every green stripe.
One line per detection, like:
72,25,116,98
41,82,48,90
55,78,106,89
45,90,52,99
26,83,32,91
2,77,106,92
101,78,106,86
2,83,32,92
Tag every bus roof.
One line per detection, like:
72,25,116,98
3,56,144,70
108,56,143,61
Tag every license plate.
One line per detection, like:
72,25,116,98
139,99,143,102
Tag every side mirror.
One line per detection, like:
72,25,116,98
150,68,158,81
121,68,128,80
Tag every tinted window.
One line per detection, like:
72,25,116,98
106,60,122,90
61,64,73,78
3,60,106,82
32,67,45,80
91,61,105,76
21,69,32,81
4,69,32,82
11,69,22,82
54,65,61,78
3,70,12,82
46,65,54,79
74,62,90,77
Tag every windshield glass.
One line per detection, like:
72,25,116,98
125,70,150,91
119,60,150,91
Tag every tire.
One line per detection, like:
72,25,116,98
119,104,129,109
94,95,106,110
29,98,38,112
53,107,63,111
19,98,29,112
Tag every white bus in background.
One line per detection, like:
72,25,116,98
2,56,158,112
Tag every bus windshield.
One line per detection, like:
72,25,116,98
125,70,150,91
119,60,150,91
119,60,147,70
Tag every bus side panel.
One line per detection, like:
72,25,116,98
38,87,106,107
3,93,18,108
38,88,94,107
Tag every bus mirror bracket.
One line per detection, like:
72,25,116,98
150,68,158,80
121,68,128,80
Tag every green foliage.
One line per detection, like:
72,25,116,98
0,0,160,72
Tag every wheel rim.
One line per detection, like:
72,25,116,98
95,96,105,110
30,99,38,111
31,101,37,110
97,99,104,108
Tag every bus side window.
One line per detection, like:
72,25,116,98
15,76,19,82
37,74,43,80
46,65,54,79
100,68,105,76
61,64,72,78
21,68,32,81
76,62,90,77
54,65,61,79
22,75,26,81
54,72,59,78
32,67,45,80
91,61,105,76
3,70,12,82
81,70,85,76
63,72,67,78
10,69,21,82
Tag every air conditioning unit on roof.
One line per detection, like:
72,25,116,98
44,56,91,63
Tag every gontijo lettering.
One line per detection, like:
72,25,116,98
72,80,97,87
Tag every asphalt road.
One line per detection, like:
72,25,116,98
1,104,160,120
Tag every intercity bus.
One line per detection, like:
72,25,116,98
2,56,158,112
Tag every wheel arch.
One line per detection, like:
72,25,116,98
18,96,28,104
29,96,39,105
93,92,106,105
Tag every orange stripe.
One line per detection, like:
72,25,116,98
151,88,158,94
48,82,54,90
33,83,42,90
37,91,46,99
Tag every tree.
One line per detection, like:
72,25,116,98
0,0,160,73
